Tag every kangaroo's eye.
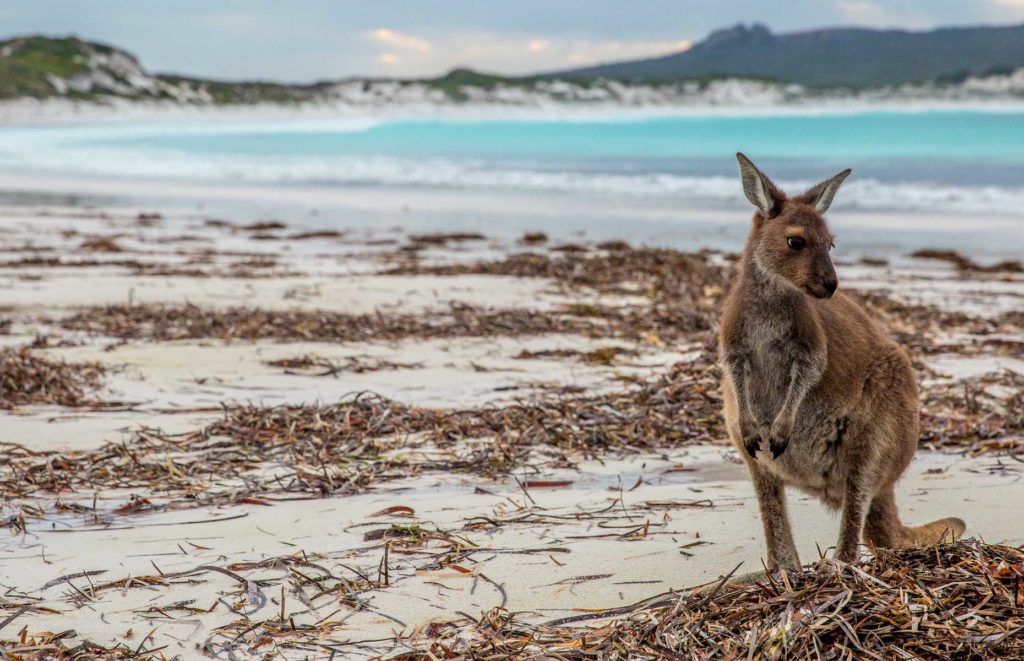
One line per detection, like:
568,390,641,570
787,236,806,251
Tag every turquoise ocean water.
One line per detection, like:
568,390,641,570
1,110,1023,255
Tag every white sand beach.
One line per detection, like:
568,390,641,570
0,200,1020,657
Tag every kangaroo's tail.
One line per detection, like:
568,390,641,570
898,517,966,546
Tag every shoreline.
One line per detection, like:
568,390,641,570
4,95,1024,127
2,173,1024,264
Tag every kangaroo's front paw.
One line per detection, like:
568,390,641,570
742,432,762,459
768,415,793,459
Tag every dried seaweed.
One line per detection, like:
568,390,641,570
385,244,727,302
56,247,730,345
514,345,640,366
519,231,548,245
921,369,1024,454
854,291,1023,358
0,256,145,269
57,302,601,343
407,540,1024,660
2,347,1016,515
385,245,732,341
408,232,487,246
0,347,105,409
911,248,1024,273
383,244,1020,360
79,236,124,253
57,300,717,345
0,357,723,508
0,631,150,659
264,353,423,375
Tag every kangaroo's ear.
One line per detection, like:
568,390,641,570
800,168,852,214
736,152,783,217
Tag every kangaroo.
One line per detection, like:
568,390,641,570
719,153,965,572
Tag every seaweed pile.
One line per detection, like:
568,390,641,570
857,291,1024,358
514,345,641,366
910,248,1024,273
0,347,105,409
56,299,719,346
0,357,722,510
54,245,732,346
264,353,423,375
407,540,1024,660
1,351,1019,516
57,302,602,343
385,245,730,334
921,369,1024,454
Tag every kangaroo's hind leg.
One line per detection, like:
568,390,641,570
864,486,966,548
862,389,966,549
832,447,877,564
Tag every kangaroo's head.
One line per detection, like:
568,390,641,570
736,152,851,299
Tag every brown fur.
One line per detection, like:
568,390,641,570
719,154,965,570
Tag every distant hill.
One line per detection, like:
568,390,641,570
547,22,1024,87
2,31,1024,113
0,35,180,99
0,35,331,102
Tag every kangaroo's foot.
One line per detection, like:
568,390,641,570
767,552,801,574
816,557,852,577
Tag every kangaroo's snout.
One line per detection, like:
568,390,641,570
806,276,838,299
810,257,839,299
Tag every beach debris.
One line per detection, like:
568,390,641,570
408,232,486,247
384,245,729,320
287,229,345,240
406,540,1024,660
514,345,640,365
1,353,1017,516
78,236,124,253
241,220,287,232
134,211,162,226
858,256,889,266
596,240,631,251
0,254,296,279
855,291,1023,357
57,301,602,343
264,353,424,375
1,218,1022,659
550,242,588,253
55,246,730,346
0,347,105,409
0,357,724,510
921,369,1024,454
519,231,548,245
911,248,1024,273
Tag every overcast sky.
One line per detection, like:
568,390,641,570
2,1,1023,81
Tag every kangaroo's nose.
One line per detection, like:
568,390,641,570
822,279,838,296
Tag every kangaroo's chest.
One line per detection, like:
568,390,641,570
737,309,847,500
741,315,806,418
